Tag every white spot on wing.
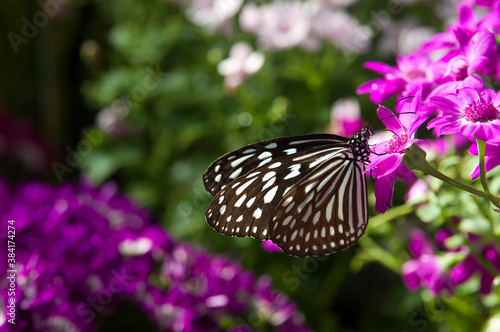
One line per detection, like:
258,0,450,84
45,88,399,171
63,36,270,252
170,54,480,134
262,177,276,190
264,186,278,203
269,162,281,169
253,208,263,219
215,174,222,182
246,196,256,207
258,151,272,160
236,177,258,195
235,194,246,208
229,167,242,179
283,215,293,226
231,154,253,167
313,211,321,225
262,171,276,182
265,143,278,148
258,157,272,167
284,164,301,180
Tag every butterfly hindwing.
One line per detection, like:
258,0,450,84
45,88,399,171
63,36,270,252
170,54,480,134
270,153,368,257
203,134,349,197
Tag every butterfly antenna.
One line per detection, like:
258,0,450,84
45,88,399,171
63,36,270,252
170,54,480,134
366,94,418,128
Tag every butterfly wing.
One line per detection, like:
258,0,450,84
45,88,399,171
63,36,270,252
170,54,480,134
203,134,349,196
269,153,368,257
204,134,355,243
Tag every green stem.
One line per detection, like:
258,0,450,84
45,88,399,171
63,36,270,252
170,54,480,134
475,138,500,210
402,144,500,208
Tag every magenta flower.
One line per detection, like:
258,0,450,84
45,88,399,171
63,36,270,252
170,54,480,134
365,87,427,213
436,226,500,295
444,29,497,80
468,137,500,179
429,87,500,140
328,97,365,137
357,54,433,104
261,240,283,253
450,247,500,295
401,229,452,296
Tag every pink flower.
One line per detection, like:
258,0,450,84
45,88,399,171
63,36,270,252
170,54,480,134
328,98,364,137
468,138,500,179
356,54,433,104
261,240,282,253
444,29,498,78
217,42,264,90
365,87,427,213
429,87,500,140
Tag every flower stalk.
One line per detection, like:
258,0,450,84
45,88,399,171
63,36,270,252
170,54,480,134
402,144,500,209
475,137,500,211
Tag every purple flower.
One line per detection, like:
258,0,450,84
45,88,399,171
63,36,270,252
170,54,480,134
217,42,264,91
365,87,427,213
468,137,500,179
443,29,497,80
450,253,497,294
429,87,500,140
357,54,433,104
401,230,452,296
436,226,500,295
328,98,365,137
0,178,311,331
261,240,283,253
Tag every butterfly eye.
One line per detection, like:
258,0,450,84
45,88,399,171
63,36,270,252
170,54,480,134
203,130,371,257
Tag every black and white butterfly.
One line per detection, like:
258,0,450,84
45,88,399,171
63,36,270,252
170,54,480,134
202,127,372,257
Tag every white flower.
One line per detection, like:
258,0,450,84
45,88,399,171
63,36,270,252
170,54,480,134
240,1,312,50
217,42,264,89
186,0,243,30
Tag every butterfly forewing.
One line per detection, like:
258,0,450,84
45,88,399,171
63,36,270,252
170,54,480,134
203,131,371,257
203,134,349,196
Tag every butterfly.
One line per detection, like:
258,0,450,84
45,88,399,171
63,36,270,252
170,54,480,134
202,127,372,257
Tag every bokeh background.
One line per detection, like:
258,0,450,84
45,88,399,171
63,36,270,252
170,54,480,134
0,0,470,331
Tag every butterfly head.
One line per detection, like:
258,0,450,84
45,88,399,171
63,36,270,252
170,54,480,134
349,126,372,144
